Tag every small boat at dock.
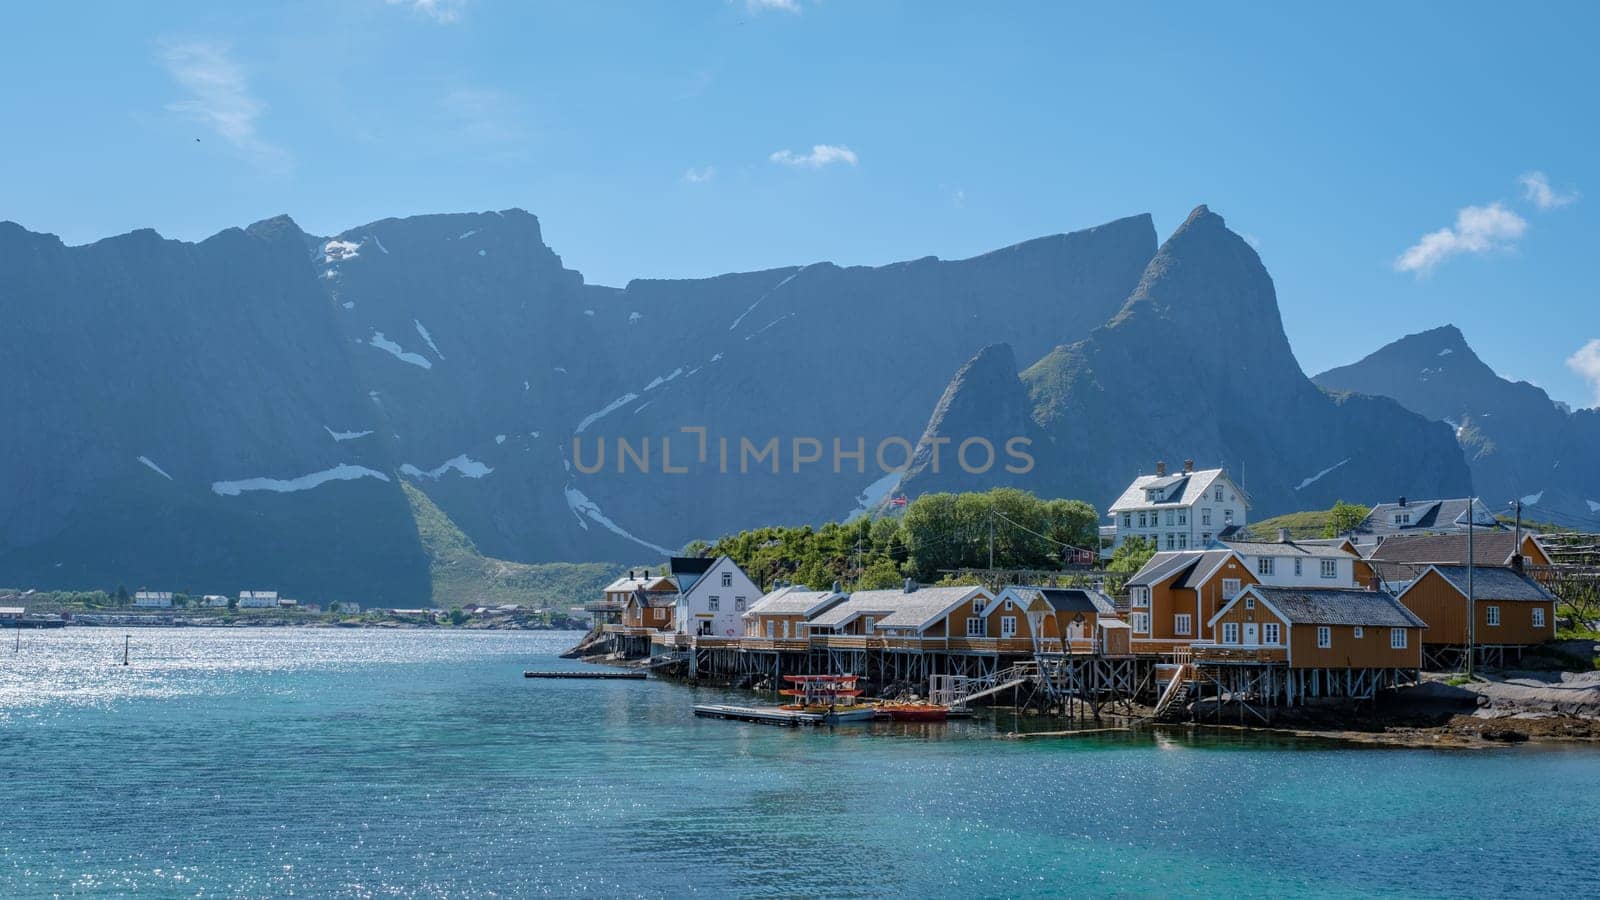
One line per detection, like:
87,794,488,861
878,701,950,722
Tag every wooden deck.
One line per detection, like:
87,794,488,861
692,704,826,726
523,670,647,679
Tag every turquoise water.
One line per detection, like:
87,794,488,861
2,629,1597,898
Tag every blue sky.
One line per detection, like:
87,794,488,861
3,1,1596,407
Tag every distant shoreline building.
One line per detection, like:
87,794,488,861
1105,460,1249,556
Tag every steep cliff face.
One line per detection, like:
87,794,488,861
1012,206,1471,515
1316,325,1600,523
0,209,1161,594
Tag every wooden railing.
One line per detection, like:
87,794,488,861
1192,643,1288,664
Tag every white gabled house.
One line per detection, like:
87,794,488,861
672,555,760,639
1105,459,1249,556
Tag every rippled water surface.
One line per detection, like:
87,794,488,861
2,628,1598,898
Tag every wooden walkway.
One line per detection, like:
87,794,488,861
523,670,647,680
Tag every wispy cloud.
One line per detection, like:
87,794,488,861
387,0,467,23
1394,202,1527,275
769,144,858,169
158,39,288,171
1567,339,1600,407
682,166,716,184
738,0,803,13
1519,171,1580,210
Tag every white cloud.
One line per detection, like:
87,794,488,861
740,0,803,13
769,144,858,169
1567,338,1600,407
159,40,288,171
387,0,467,23
1394,202,1527,275
1519,171,1580,210
683,166,716,184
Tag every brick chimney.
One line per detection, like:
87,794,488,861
1183,459,1194,474
1155,460,1167,477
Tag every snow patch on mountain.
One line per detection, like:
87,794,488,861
1294,458,1350,491
324,240,361,263
1521,490,1544,505
368,332,433,369
843,470,902,520
137,456,173,481
577,393,638,433
563,485,674,556
212,464,389,496
325,426,373,442
414,320,444,359
400,455,494,480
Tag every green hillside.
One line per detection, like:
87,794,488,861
402,482,632,608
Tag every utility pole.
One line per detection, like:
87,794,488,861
1509,498,1524,570
988,509,995,572
1466,497,1476,679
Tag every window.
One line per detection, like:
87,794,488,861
1166,533,1176,550
1294,558,1303,576
972,597,988,615
1353,626,1363,639
1174,614,1192,636
1393,512,1411,525
1000,616,1017,638
1224,509,1235,524
1317,626,1332,649
1533,608,1547,629
1178,509,1188,525
1244,595,1255,610
1321,559,1337,579
966,617,987,637
1215,486,1223,501
735,596,746,611
1132,612,1151,633
708,595,720,611
1222,578,1242,599
863,616,876,633
721,572,732,587
766,620,775,639
1390,628,1408,649
1132,587,1149,608
1122,513,1132,528
1222,622,1240,644
1179,534,1188,549
1138,511,1147,528
1257,557,1275,576
1263,622,1281,644
1003,599,1013,611
1486,605,1501,627
782,621,790,639
1165,509,1175,526
653,608,665,621
1202,508,1213,526
1202,532,1213,544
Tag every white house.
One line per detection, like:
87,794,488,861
672,555,760,639
1105,460,1249,555
198,594,230,608
1221,536,1366,589
238,590,279,608
133,590,174,608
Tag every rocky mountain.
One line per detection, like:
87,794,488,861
1315,325,1600,524
901,207,1472,518
0,203,1488,603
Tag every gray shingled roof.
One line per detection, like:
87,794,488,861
807,586,983,631
1252,587,1425,627
1108,468,1232,512
1127,551,1201,587
1222,539,1357,559
1039,587,1117,616
1356,498,1502,536
1427,565,1556,602
745,586,844,618
1176,550,1240,588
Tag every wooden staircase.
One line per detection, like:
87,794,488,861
1152,664,1193,720
928,662,1036,709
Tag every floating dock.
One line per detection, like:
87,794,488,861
523,670,647,680
692,704,826,726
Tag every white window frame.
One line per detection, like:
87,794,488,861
1000,616,1017,638
1352,625,1363,639
1390,628,1407,649
1486,605,1501,627
972,597,988,616
1257,557,1275,576
1316,626,1331,649
1222,622,1240,644
1222,578,1241,599
966,617,987,637
1173,613,1192,636
1263,622,1281,644
1215,486,1223,501
1294,558,1303,576
653,607,665,622
1179,534,1188,549
735,596,746,611
721,572,733,587
1533,607,1547,629
1178,509,1188,525
708,595,720,612
1131,612,1151,634
1166,533,1176,550
1165,509,1175,526
1132,587,1150,609
1244,595,1255,610
1122,513,1132,528
1320,559,1337,579
1202,508,1212,526
864,616,876,634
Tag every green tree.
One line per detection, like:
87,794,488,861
1107,535,1157,574
226,595,238,612
1322,500,1370,538
329,601,342,614
115,584,130,606
448,606,468,626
